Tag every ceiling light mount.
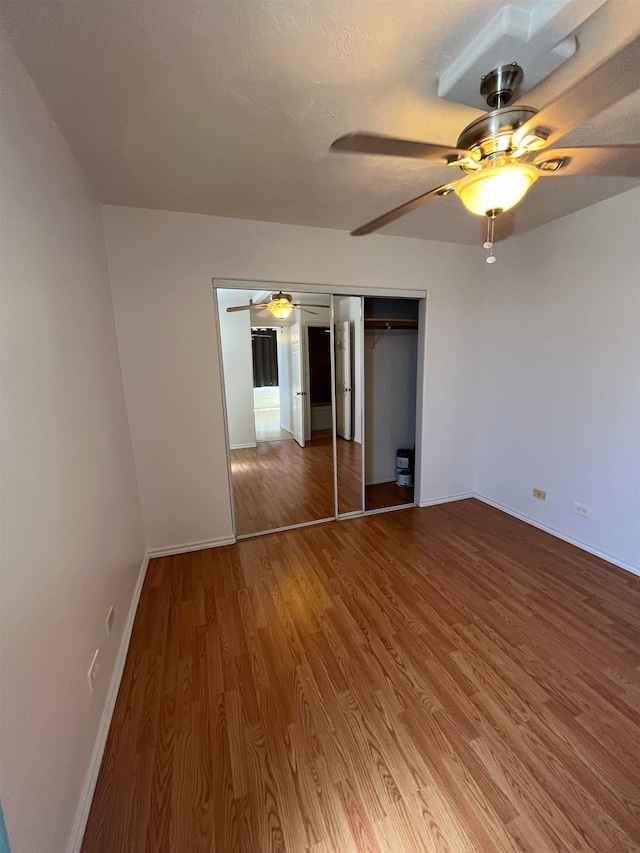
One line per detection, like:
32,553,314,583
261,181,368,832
456,105,543,161
480,63,524,109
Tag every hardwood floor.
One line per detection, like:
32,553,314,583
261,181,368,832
366,480,414,511
82,500,640,852
232,436,363,535
231,436,335,535
336,437,362,516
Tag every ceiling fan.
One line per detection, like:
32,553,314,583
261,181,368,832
330,34,640,247
226,291,327,320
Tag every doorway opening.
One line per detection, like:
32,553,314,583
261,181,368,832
307,326,332,439
251,328,292,442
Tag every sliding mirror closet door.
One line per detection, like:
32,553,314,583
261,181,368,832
333,296,364,515
216,285,335,536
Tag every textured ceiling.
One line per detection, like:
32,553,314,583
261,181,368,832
2,0,639,244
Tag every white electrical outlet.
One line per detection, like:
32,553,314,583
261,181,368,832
88,649,100,694
106,605,115,635
573,502,591,518
533,488,546,501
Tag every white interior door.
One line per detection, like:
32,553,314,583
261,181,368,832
335,320,352,440
290,322,306,447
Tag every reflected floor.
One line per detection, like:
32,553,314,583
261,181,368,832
231,436,335,535
231,437,412,535
336,437,362,515
254,408,292,442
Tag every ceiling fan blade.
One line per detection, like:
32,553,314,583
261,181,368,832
350,181,458,236
226,303,268,313
513,33,640,150
292,304,330,309
529,145,640,177
331,132,470,165
294,306,319,315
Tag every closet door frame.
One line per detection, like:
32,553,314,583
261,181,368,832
213,278,426,538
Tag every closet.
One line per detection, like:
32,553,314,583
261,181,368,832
364,298,419,511
214,281,422,537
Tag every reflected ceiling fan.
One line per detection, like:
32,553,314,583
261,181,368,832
226,291,327,320
330,34,640,253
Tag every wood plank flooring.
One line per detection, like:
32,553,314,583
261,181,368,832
82,499,640,852
336,438,362,516
231,437,363,535
366,480,414,511
231,436,335,535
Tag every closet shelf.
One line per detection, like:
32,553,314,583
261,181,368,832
364,318,418,330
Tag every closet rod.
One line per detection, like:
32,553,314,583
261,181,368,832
364,318,418,330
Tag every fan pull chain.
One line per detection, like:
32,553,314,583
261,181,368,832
483,214,497,264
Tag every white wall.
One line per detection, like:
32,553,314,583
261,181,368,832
365,330,418,483
475,188,640,572
216,290,257,449
277,326,293,432
102,205,483,548
0,34,145,853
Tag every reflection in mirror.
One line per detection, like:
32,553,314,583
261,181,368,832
216,285,335,536
333,296,364,515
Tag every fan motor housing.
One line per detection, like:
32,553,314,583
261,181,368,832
457,105,545,164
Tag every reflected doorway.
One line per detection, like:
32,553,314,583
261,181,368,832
251,328,292,442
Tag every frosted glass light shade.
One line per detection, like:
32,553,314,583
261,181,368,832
268,298,294,319
455,162,538,216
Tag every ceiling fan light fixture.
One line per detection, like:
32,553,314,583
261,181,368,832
454,160,538,216
267,294,294,319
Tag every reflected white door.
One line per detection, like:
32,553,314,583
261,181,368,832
291,322,306,447
335,320,352,440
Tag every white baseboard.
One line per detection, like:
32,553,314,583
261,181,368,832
230,442,257,450
418,492,474,508
147,534,236,558
67,551,150,853
474,494,640,578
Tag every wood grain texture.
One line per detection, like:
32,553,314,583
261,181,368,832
231,436,335,535
366,481,414,511
336,437,363,516
82,499,640,852
232,436,364,535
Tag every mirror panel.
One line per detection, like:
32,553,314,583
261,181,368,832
216,284,334,536
333,296,364,515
